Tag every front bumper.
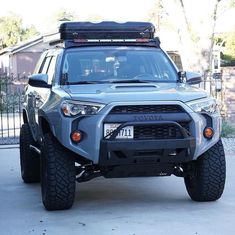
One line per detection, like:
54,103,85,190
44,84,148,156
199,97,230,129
100,137,196,166
51,101,221,164
99,120,196,165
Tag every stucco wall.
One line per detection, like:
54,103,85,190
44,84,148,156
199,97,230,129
14,52,42,77
0,40,48,78
222,67,235,121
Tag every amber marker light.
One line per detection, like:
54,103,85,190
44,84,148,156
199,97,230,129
71,131,82,143
62,106,69,115
61,102,70,116
203,127,214,139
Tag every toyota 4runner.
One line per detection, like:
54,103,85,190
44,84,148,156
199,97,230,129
20,22,226,210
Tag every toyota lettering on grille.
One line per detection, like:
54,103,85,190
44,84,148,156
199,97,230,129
134,115,164,121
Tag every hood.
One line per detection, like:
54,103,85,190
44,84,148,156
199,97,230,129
62,82,208,104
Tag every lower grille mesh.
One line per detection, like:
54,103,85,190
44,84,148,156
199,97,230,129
134,122,190,140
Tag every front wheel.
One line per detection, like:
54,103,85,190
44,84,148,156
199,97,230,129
41,133,76,210
184,139,226,201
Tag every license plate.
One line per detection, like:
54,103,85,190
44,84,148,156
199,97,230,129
104,123,134,139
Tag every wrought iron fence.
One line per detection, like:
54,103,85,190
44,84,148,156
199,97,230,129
0,77,26,145
0,69,234,145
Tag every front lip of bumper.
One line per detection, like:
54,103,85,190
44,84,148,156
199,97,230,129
99,137,196,166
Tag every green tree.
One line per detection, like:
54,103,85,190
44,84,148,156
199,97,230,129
224,31,235,59
0,14,23,48
0,13,38,49
149,0,235,73
22,25,39,41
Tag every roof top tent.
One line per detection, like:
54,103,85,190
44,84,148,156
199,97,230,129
59,21,155,40
49,21,160,48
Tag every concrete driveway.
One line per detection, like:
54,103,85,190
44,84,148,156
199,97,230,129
0,147,235,235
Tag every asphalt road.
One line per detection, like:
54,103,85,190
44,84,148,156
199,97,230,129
0,147,235,235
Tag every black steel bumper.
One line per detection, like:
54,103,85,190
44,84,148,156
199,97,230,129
99,121,196,166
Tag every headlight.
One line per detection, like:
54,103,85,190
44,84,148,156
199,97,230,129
186,98,218,114
61,100,104,116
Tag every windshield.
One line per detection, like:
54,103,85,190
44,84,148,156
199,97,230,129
61,47,178,84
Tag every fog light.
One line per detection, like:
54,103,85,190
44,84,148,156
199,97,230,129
71,131,82,143
204,127,214,139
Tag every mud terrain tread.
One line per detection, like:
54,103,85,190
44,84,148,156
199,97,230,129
41,133,76,210
185,139,226,201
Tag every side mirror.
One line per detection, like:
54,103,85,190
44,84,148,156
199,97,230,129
178,71,202,85
28,74,51,88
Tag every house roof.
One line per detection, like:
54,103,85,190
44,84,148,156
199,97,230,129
0,35,43,55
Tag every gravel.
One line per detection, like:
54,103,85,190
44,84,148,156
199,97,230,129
222,138,235,154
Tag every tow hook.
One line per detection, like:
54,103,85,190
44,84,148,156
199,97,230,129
76,165,101,182
174,164,196,177
173,166,185,177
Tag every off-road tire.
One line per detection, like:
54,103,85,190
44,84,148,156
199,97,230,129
20,123,40,183
41,133,76,211
184,139,226,201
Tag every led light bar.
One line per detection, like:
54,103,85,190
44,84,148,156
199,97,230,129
73,38,151,43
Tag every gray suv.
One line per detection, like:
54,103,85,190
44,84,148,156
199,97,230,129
20,22,226,211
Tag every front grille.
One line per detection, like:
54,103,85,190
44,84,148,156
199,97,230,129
134,122,190,140
106,105,192,140
110,105,184,114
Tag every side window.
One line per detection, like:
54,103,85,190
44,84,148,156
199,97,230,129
39,57,52,74
37,55,57,84
34,51,48,74
47,56,57,84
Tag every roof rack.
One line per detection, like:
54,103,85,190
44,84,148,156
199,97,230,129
48,21,160,48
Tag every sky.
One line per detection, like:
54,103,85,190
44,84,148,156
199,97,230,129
0,0,156,32
0,0,234,34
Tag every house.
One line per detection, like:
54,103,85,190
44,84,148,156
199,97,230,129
0,17,71,79
0,35,48,79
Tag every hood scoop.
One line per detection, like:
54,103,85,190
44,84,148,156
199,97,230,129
113,84,158,89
